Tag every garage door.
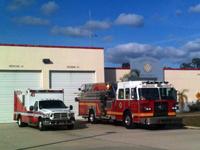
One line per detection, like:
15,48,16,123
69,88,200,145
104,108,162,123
50,71,95,117
0,71,41,123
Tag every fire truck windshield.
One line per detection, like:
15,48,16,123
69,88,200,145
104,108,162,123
39,100,67,109
139,88,159,100
159,88,177,100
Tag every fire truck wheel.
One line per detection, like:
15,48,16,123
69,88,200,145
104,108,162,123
38,119,45,131
123,112,133,129
88,111,96,124
17,117,26,127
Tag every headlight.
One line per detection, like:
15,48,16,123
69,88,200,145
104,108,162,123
44,113,51,118
144,107,152,111
172,106,177,110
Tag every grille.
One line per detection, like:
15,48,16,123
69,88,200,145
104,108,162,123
154,102,168,117
53,113,68,120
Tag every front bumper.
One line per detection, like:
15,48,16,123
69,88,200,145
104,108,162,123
42,117,75,126
140,116,182,125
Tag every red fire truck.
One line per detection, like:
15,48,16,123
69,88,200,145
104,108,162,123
14,89,75,130
75,81,182,129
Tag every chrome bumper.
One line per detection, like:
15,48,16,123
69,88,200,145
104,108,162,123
140,116,182,125
43,117,75,126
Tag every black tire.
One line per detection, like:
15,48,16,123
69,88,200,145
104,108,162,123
67,124,75,130
88,110,96,124
123,112,133,129
38,119,45,131
17,117,26,127
147,124,158,130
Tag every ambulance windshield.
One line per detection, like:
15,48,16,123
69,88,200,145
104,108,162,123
39,100,66,109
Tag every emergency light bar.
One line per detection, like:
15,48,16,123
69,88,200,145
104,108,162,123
29,89,64,93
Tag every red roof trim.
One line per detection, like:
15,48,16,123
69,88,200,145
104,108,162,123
105,67,131,70
163,68,200,71
0,43,103,50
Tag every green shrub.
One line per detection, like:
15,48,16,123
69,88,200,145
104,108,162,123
188,102,200,112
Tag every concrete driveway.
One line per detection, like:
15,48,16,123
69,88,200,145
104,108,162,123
0,121,200,150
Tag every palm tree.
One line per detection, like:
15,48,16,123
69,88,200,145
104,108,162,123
192,58,200,68
195,92,200,102
177,89,188,112
180,63,192,69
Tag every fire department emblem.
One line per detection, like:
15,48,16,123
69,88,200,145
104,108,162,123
143,63,152,73
119,102,122,109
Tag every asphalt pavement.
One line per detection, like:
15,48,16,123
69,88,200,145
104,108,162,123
0,121,200,150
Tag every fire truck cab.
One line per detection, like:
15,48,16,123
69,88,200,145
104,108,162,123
76,81,182,129
14,89,75,130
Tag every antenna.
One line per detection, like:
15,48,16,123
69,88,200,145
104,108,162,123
89,9,91,22
88,9,92,46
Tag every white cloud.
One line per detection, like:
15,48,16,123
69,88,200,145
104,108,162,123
114,13,144,27
41,1,59,15
184,38,200,52
102,35,113,42
84,20,111,30
7,0,35,11
51,26,92,37
51,20,111,38
106,42,188,64
189,4,200,13
50,12,145,38
13,16,50,26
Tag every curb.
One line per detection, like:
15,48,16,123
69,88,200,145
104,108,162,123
185,126,200,129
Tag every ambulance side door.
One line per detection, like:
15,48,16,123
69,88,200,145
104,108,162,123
29,101,39,124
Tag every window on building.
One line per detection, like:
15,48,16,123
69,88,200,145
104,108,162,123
118,89,124,99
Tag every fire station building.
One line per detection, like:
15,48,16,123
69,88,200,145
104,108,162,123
0,44,104,123
104,67,131,82
164,68,200,103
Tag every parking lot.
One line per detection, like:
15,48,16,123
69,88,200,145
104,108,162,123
0,121,200,150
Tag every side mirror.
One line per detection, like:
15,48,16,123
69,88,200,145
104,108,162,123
69,105,73,110
29,106,34,111
75,97,79,102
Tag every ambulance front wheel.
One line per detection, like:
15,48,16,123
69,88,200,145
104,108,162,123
88,110,96,124
67,124,74,129
38,119,45,131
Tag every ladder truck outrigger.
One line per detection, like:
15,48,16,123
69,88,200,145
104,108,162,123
75,81,182,129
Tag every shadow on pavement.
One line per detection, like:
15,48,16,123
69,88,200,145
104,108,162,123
16,131,116,150
93,120,186,131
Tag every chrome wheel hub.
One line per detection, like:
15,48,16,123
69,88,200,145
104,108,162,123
90,114,94,122
125,116,131,126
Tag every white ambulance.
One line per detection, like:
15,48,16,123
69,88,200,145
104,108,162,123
14,89,75,131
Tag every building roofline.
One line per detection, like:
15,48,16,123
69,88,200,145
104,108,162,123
105,67,130,70
0,43,104,50
163,67,200,71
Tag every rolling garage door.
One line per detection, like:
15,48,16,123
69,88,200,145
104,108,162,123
0,71,41,123
50,71,95,117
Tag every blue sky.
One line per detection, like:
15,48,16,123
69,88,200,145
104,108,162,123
1,0,200,68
